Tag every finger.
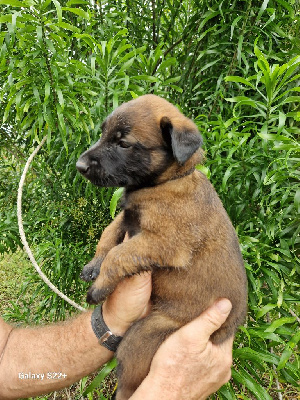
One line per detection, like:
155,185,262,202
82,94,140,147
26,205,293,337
200,298,232,338
177,298,232,346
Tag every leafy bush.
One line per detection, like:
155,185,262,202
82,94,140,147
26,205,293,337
0,0,299,398
196,46,299,399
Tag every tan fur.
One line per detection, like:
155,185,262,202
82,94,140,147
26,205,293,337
78,94,248,400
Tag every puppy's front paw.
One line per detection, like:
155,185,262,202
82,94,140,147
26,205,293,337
80,257,104,282
86,284,114,304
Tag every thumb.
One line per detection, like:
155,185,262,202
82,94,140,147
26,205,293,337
196,298,232,340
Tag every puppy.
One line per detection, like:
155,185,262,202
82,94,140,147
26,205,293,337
76,94,248,400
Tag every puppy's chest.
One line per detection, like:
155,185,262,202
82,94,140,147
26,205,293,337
122,207,141,238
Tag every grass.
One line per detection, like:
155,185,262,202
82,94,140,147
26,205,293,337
0,250,34,318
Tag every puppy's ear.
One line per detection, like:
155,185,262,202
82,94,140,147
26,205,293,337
160,116,203,165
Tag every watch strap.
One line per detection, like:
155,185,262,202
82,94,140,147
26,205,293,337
91,305,123,352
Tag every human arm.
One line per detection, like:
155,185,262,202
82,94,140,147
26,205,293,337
0,272,151,400
130,298,233,400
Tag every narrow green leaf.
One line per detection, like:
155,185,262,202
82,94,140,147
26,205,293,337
119,57,135,72
158,57,177,70
278,330,300,370
130,91,139,99
62,7,90,20
278,111,286,134
132,75,158,82
52,0,62,22
230,15,243,40
234,347,279,365
222,165,236,191
237,35,244,67
0,0,28,6
225,76,255,89
90,56,95,75
294,189,300,213
274,0,294,15
110,188,124,219
196,164,210,178
281,96,300,104
265,317,296,333
257,0,270,21
36,25,43,44
232,368,273,400
254,39,270,73
57,88,64,109
56,22,80,32
66,0,88,4
83,358,117,396
257,303,277,318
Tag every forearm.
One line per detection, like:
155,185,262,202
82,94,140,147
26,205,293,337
0,311,123,400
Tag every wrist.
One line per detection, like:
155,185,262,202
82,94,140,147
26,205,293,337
102,301,130,337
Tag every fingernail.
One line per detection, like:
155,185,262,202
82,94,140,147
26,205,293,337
215,298,232,314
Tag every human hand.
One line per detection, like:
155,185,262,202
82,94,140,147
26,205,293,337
131,298,233,400
102,234,152,336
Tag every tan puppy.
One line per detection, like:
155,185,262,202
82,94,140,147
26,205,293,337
76,94,248,400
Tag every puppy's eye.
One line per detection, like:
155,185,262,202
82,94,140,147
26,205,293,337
118,140,131,149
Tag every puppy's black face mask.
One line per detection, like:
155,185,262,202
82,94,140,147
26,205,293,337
76,114,171,189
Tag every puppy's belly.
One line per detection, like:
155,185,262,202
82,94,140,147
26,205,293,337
151,260,247,341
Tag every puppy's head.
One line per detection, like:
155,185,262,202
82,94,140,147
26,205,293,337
76,94,203,188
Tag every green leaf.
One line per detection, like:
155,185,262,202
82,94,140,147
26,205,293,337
294,189,300,213
278,111,286,134
56,88,64,110
232,367,273,400
52,0,62,23
257,303,277,318
110,188,124,219
56,22,80,33
256,0,270,21
278,330,300,370
254,39,270,74
257,132,291,141
230,15,243,40
265,317,296,333
225,76,255,89
281,96,300,104
66,0,88,4
0,0,28,6
62,7,90,20
222,165,237,191
237,35,244,67
196,164,210,178
83,358,117,396
234,347,279,365
132,75,158,82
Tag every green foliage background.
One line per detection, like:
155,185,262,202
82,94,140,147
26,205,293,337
0,0,299,398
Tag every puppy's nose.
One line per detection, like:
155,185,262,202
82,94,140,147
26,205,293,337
76,159,89,174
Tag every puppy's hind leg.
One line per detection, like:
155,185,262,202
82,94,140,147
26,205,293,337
115,312,180,400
